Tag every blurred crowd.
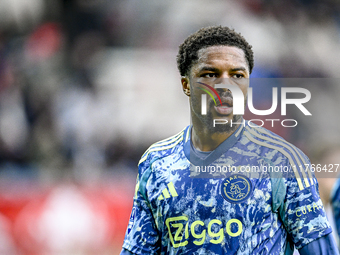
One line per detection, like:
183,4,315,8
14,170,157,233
0,0,339,254
1,0,340,178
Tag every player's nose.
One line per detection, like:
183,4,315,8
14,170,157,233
214,77,232,94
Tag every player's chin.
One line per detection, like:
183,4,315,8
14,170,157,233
211,112,234,122
208,116,237,133
211,124,236,133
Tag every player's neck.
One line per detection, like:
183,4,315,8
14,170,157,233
191,123,239,152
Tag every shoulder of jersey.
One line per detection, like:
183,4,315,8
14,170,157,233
242,123,314,190
138,126,188,171
242,124,306,159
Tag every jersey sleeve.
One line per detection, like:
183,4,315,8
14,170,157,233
331,178,340,239
298,233,339,255
280,158,332,249
122,165,160,255
120,248,135,255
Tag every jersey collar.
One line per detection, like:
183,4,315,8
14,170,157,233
183,122,244,166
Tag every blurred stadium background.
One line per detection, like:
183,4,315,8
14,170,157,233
0,0,339,254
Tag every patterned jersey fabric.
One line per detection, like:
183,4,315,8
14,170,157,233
122,122,331,255
331,178,340,241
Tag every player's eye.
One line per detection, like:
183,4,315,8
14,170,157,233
201,73,218,78
232,73,244,79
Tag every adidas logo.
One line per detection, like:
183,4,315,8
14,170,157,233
158,182,178,200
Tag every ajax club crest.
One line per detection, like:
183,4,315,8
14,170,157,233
221,174,252,203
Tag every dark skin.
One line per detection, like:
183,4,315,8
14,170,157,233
181,46,250,151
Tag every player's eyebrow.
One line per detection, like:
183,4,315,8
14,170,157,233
198,67,220,73
198,67,248,73
230,67,247,72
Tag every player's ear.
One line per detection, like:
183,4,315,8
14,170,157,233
181,77,190,97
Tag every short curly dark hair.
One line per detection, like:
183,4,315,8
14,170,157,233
177,26,254,76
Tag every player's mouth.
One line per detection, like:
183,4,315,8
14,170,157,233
214,97,233,115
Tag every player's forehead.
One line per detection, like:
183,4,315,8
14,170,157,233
192,45,248,73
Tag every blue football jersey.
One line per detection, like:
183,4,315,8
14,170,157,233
331,178,340,240
122,122,331,255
